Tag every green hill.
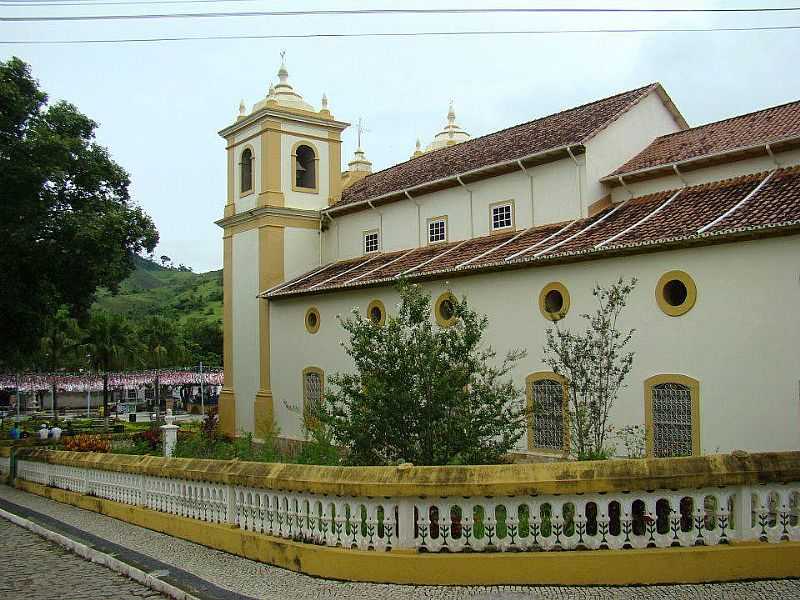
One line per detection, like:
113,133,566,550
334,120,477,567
93,255,223,327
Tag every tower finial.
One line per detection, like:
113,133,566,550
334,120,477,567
239,99,246,115
321,93,328,109
448,99,456,125
277,50,288,84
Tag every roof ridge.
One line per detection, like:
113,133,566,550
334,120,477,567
650,97,800,142
339,83,658,199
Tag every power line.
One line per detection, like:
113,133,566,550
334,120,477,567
4,6,800,23
1,0,270,5
3,24,799,45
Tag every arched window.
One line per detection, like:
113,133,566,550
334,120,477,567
526,372,568,453
240,147,253,194
294,143,317,190
302,367,324,429
645,375,700,458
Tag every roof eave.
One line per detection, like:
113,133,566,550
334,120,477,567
266,222,800,300
602,135,800,186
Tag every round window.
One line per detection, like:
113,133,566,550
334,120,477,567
539,282,570,321
367,300,386,326
656,271,696,317
305,307,320,334
434,292,457,327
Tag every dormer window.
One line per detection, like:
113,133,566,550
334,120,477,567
363,230,379,254
293,143,318,191
427,216,448,244
240,147,253,194
491,201,514,231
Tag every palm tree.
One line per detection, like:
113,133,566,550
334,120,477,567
138,315,187,415
83,311,135,423
39,306,82,415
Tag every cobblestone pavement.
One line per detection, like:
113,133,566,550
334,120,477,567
1,484,799,600
0,517,165,599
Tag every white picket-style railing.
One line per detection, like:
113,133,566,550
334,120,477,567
14,454,800,552
0,454,10,478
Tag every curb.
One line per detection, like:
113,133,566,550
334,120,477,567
0,506,200,600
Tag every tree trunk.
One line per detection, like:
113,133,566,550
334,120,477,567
51,382,58,418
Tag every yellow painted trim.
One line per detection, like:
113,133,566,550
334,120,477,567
220,235,236,436
226,146,235,207
291,140,320,194
301,366,324,429
434,292,457,327
367,299,386,326
225,214,320,236
16,480,800,586
656,270,697,317
362,229,380,255
239,144,255,197
425,215,449,245
526,372,569,456
328,134,342,206
259,121,284,208
256,225,284,437
18,448,800,498
644,374,701,458
304,306,321,334
538,281,570,321
489,199,516,234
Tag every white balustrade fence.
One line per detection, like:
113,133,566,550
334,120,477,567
0,454,10,478
14,456,800,552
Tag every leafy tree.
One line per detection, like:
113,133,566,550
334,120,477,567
39,306,83,413
137,315,188,413
83,311,136,420
542,278,637,460
182,317,222,366
317,281,527,466
0,57,158,368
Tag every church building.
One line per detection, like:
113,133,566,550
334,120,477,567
216,58,800,459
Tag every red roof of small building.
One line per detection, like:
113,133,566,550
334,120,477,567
330,83,668,211
609,100,800,179
266,166,800,298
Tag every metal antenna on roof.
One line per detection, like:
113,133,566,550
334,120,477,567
356,117,370,151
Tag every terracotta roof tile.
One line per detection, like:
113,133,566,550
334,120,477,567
333,84,659,209
266,167,800,299
610,100,800,178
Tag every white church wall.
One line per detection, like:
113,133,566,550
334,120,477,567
232,228,260,434
324,159,583,262
284,227,322,282
609,148,800,203
586,91,682,207
270,235,800,453
282,131,331,211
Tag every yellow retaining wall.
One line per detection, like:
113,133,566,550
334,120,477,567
15,479,800,586
15,448,800,498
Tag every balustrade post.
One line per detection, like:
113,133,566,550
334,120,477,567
396,498,416,550
735,485,754,540
226,485,237,525
160,409,179,458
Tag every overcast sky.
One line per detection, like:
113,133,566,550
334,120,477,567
3,0,799,272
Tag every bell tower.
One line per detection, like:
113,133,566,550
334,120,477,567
216,56,349,437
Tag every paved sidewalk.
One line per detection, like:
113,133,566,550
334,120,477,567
0,517,164,599
1,484,798,600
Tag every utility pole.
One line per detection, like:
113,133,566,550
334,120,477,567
199,362,205,417
15,373,20,421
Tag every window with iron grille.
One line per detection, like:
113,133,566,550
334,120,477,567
303,370,323,423
363,231,379,254
126,388,137,401
491,203,513,230
652,382,693,457
428,218,447,243
531,378,564,451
